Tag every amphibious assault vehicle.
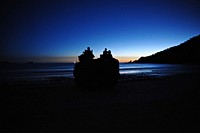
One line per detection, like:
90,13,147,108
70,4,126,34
73,47,119,88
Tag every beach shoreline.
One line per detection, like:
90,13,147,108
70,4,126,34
3,72,200,132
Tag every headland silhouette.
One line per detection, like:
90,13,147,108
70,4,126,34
134,35,200,64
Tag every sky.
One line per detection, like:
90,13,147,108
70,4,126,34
1,0,200,62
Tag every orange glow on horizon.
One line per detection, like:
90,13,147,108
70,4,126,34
62,56,139,63
115,56,139,63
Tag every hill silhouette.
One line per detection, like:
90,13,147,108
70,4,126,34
134,35,200,64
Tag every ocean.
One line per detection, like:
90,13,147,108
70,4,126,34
0,63,198,82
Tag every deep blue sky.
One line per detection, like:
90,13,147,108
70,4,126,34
1,0,200,62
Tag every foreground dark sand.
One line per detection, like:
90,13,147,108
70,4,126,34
2,73,200,132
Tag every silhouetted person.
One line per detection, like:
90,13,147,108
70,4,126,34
78,47,94,62
103,48,107,55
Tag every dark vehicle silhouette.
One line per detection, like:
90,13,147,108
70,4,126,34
73,47,119,88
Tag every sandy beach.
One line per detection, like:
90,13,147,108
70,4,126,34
2,73,200,132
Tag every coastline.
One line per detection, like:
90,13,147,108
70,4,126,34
3,72,200,132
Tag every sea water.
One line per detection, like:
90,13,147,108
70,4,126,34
0,63,198,82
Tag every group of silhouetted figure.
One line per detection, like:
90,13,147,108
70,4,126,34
73,47,119,88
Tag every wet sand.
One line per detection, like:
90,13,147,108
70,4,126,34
2,73,200,132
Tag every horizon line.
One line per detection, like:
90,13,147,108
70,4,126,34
0,55,139,63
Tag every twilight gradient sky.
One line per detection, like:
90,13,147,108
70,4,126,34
1,0,200,62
